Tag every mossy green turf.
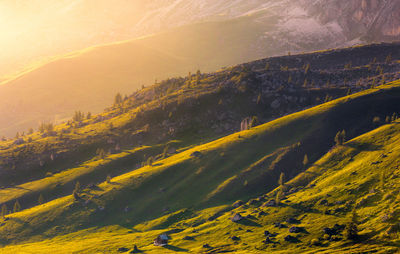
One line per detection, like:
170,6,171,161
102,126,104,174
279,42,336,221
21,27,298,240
1,82,400,253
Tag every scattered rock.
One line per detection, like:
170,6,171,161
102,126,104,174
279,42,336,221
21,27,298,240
231,213,244,222
231,236,240,241
271,99,281,109
154,233,169,246
284,235,299,243
289,226,304,233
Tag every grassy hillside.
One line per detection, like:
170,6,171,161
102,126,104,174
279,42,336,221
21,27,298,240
0,79,400,253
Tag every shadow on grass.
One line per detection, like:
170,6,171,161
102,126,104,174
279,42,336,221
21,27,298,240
345,142,383,152
109,182,123,186
236,218,262,227
163,245,188,252
12,186,32,191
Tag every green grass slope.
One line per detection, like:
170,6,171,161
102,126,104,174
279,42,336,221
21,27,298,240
1,81,400,252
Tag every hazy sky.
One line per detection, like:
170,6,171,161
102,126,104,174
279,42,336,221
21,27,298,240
0,0,154,79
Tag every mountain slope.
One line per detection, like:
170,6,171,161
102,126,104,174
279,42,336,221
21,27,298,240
0,79,400,253
1,39,400,138
2,0,400,137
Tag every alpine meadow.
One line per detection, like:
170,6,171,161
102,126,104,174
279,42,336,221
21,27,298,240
1,1,400,253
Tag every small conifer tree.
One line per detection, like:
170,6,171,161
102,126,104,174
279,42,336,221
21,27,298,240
278,172,285,186
38,194,44,205
114,93,123,106
1,204,8,218
250,116,259,128
13,200,21,213
345,209,359,240
257,93,262,105
74,181,81,194
303,154,309,168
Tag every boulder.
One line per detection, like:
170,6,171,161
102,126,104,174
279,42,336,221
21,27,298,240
271,99,281,109
154,233,169,246
284,235,299,243
289,226,304,233
231,213,244,222
231,236,240,241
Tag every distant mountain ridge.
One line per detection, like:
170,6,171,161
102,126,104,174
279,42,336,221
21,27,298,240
0,0,399,137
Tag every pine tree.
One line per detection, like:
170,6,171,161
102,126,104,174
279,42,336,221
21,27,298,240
278,172,285,186
275,189,283,205
147,156,154,166
1,204,8,218
13,200,21,213
74,181,81,194
114,93,123,106
386,54,392,64
250,116,259,128
345,209,359,240
341,130,346,144
257,93,262,105
97,148,106,159
334,130,346,146
303,154,309,168
380,171,386,190
303,79,308,87
304,63,310,74
38,194,44,205
162,145,169,159
288,75,292,83
392,113,398,122
87,112,92,119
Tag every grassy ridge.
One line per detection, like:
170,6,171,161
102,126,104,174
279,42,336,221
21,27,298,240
0,81,400,253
